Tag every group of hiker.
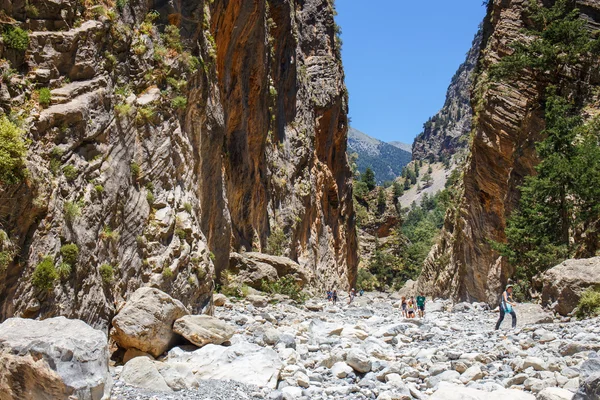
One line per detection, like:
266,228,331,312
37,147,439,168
399,294,426,318
324,284,519,330
326,287,365,305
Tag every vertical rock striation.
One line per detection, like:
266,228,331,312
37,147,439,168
417,0,600,304
0,0,356,328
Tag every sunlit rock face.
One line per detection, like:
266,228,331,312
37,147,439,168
417,0,600,304
0,0,356,328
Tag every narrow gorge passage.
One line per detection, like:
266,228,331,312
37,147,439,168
1,0,600,399
109,292,599,400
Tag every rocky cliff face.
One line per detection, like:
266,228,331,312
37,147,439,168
417,0,600,304
0,0,356,329
411,30,482,162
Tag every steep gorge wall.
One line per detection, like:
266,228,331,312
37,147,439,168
411,30,482,162
0,0,356,329
417,0,600,304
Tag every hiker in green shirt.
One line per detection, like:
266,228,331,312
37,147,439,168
416,293,426,318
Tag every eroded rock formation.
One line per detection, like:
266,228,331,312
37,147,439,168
417,0,600,304
0,0,356,329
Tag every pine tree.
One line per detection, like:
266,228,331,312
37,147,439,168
377,188,386,215
393,181,404,198
361,167,376,191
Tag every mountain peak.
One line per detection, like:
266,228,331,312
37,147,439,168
347,127,411,184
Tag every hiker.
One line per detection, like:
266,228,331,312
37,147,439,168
401,296,407,318
359,288,364,296
332,289,338,305
416,293,426,318
327,289,332,302
495,284,517,330
407,298,416,319
348,288,356,304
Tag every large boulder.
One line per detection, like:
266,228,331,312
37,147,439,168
121,357,172,392
540,257,600,316
574,357,600,400
120,356,197,392
166,342,283,388
346,348,372,373
228,252,313,289
0,317,111,400
111,287,189,357
173,315,236,348
518,303,555,325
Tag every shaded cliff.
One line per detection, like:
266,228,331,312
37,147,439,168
417,0,600,304
412,30,482,162
0,0,356,329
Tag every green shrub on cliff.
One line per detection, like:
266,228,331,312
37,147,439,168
0,116,27,185
62,165,78,182
32,256,58,290
99,264,114,283
60,243,79,266
2,26,29,51
38,87,51,107
267,227,287,256
63,201,81,224
356,268,377,291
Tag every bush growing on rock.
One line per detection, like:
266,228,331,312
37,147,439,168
63,201,81,224
267,227,287,256
163,25,183,52
38,87,51,107
130,161,140,179
356,268,377,291
171,96,187,110
57,262,71,279
221,284,250,299
0,116,27,186
575,288,600,319
261,276,307,303
99,264,114,283
60,243,79,266
100,226,119,243
114,103,132,117
353,180,369,199
0,251,12,273
136,106,155,124
32,256,58,290
2,26,29,51
116,0,128,11
62,165,78,182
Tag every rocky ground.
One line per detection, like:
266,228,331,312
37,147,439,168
109,292,600,400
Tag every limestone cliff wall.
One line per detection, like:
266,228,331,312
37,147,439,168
411,30,482,162
0,0,356,329
417,0,600,304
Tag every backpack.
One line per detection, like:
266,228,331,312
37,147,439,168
500,291,512,313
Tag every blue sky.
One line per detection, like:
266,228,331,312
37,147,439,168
335,1,487,145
